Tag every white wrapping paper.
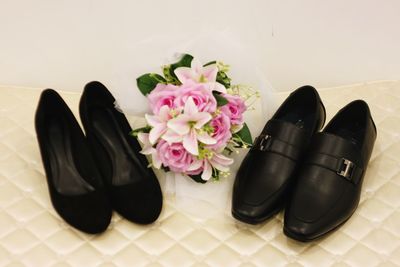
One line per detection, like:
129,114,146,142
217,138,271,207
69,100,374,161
118,30,277,219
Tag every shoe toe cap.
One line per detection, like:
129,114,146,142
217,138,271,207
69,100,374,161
232,203,263,223
283,208,335,242
111,179,163,224
283,218,318,242
72,207,112,234
53,190,112,234
232,197,283,224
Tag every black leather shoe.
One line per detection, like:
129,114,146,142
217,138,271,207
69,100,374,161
79,81,162,224
232,86,326,224
35,89,112,234
284,100,377,241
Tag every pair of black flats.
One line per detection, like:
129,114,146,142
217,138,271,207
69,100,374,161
232,86,377,242
35,81,162,234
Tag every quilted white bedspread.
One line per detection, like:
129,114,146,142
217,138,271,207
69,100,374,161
0,81,399,266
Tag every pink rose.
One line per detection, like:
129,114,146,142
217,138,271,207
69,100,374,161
220,94,246,125
174,82,217,112
156,140,194,173
148,83,178,114
208,113,232,150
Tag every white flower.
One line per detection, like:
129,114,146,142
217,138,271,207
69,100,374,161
137,133,162,169
144,105,171,145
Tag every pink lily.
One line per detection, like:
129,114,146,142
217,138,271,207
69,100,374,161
167,97,216,155
145,105,171,145
174,58,227,94
175,58,218,84
187,152,234,181
137,133,162,169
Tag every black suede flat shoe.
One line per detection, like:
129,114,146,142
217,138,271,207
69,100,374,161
232,86,326,224
284,100,377,242
35,89,112,234
79,81,162,224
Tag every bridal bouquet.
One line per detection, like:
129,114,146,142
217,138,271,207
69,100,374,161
132,54,257,183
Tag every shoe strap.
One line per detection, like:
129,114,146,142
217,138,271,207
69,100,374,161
304,152,363,184
252,134,303,160
309,132,361,162
252,120,310,160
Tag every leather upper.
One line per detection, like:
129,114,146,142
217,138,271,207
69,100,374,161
232,85,326,223
284,100,377,241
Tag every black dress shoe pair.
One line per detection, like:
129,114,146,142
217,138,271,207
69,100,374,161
35,81,162,234
232,85,377,242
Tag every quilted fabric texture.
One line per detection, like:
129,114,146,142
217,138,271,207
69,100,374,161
0,81,399,266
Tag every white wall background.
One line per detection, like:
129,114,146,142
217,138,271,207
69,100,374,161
0,0,399,94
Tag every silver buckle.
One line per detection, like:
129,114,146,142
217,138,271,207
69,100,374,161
337,158,355,179
255,134,272,151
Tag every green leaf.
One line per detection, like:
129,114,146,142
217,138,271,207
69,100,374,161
171,54,193,69
216,71,231,88
188,174,207,184
162,65,179,84
136,73,165,95
212,168,220,181
234,123,253,145
213,92,228,106
169,54,194,80
130,126,151,137
203,60,216,67
161,165,170,172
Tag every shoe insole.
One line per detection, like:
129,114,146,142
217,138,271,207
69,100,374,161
47,119,95,195
90,108,145,186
